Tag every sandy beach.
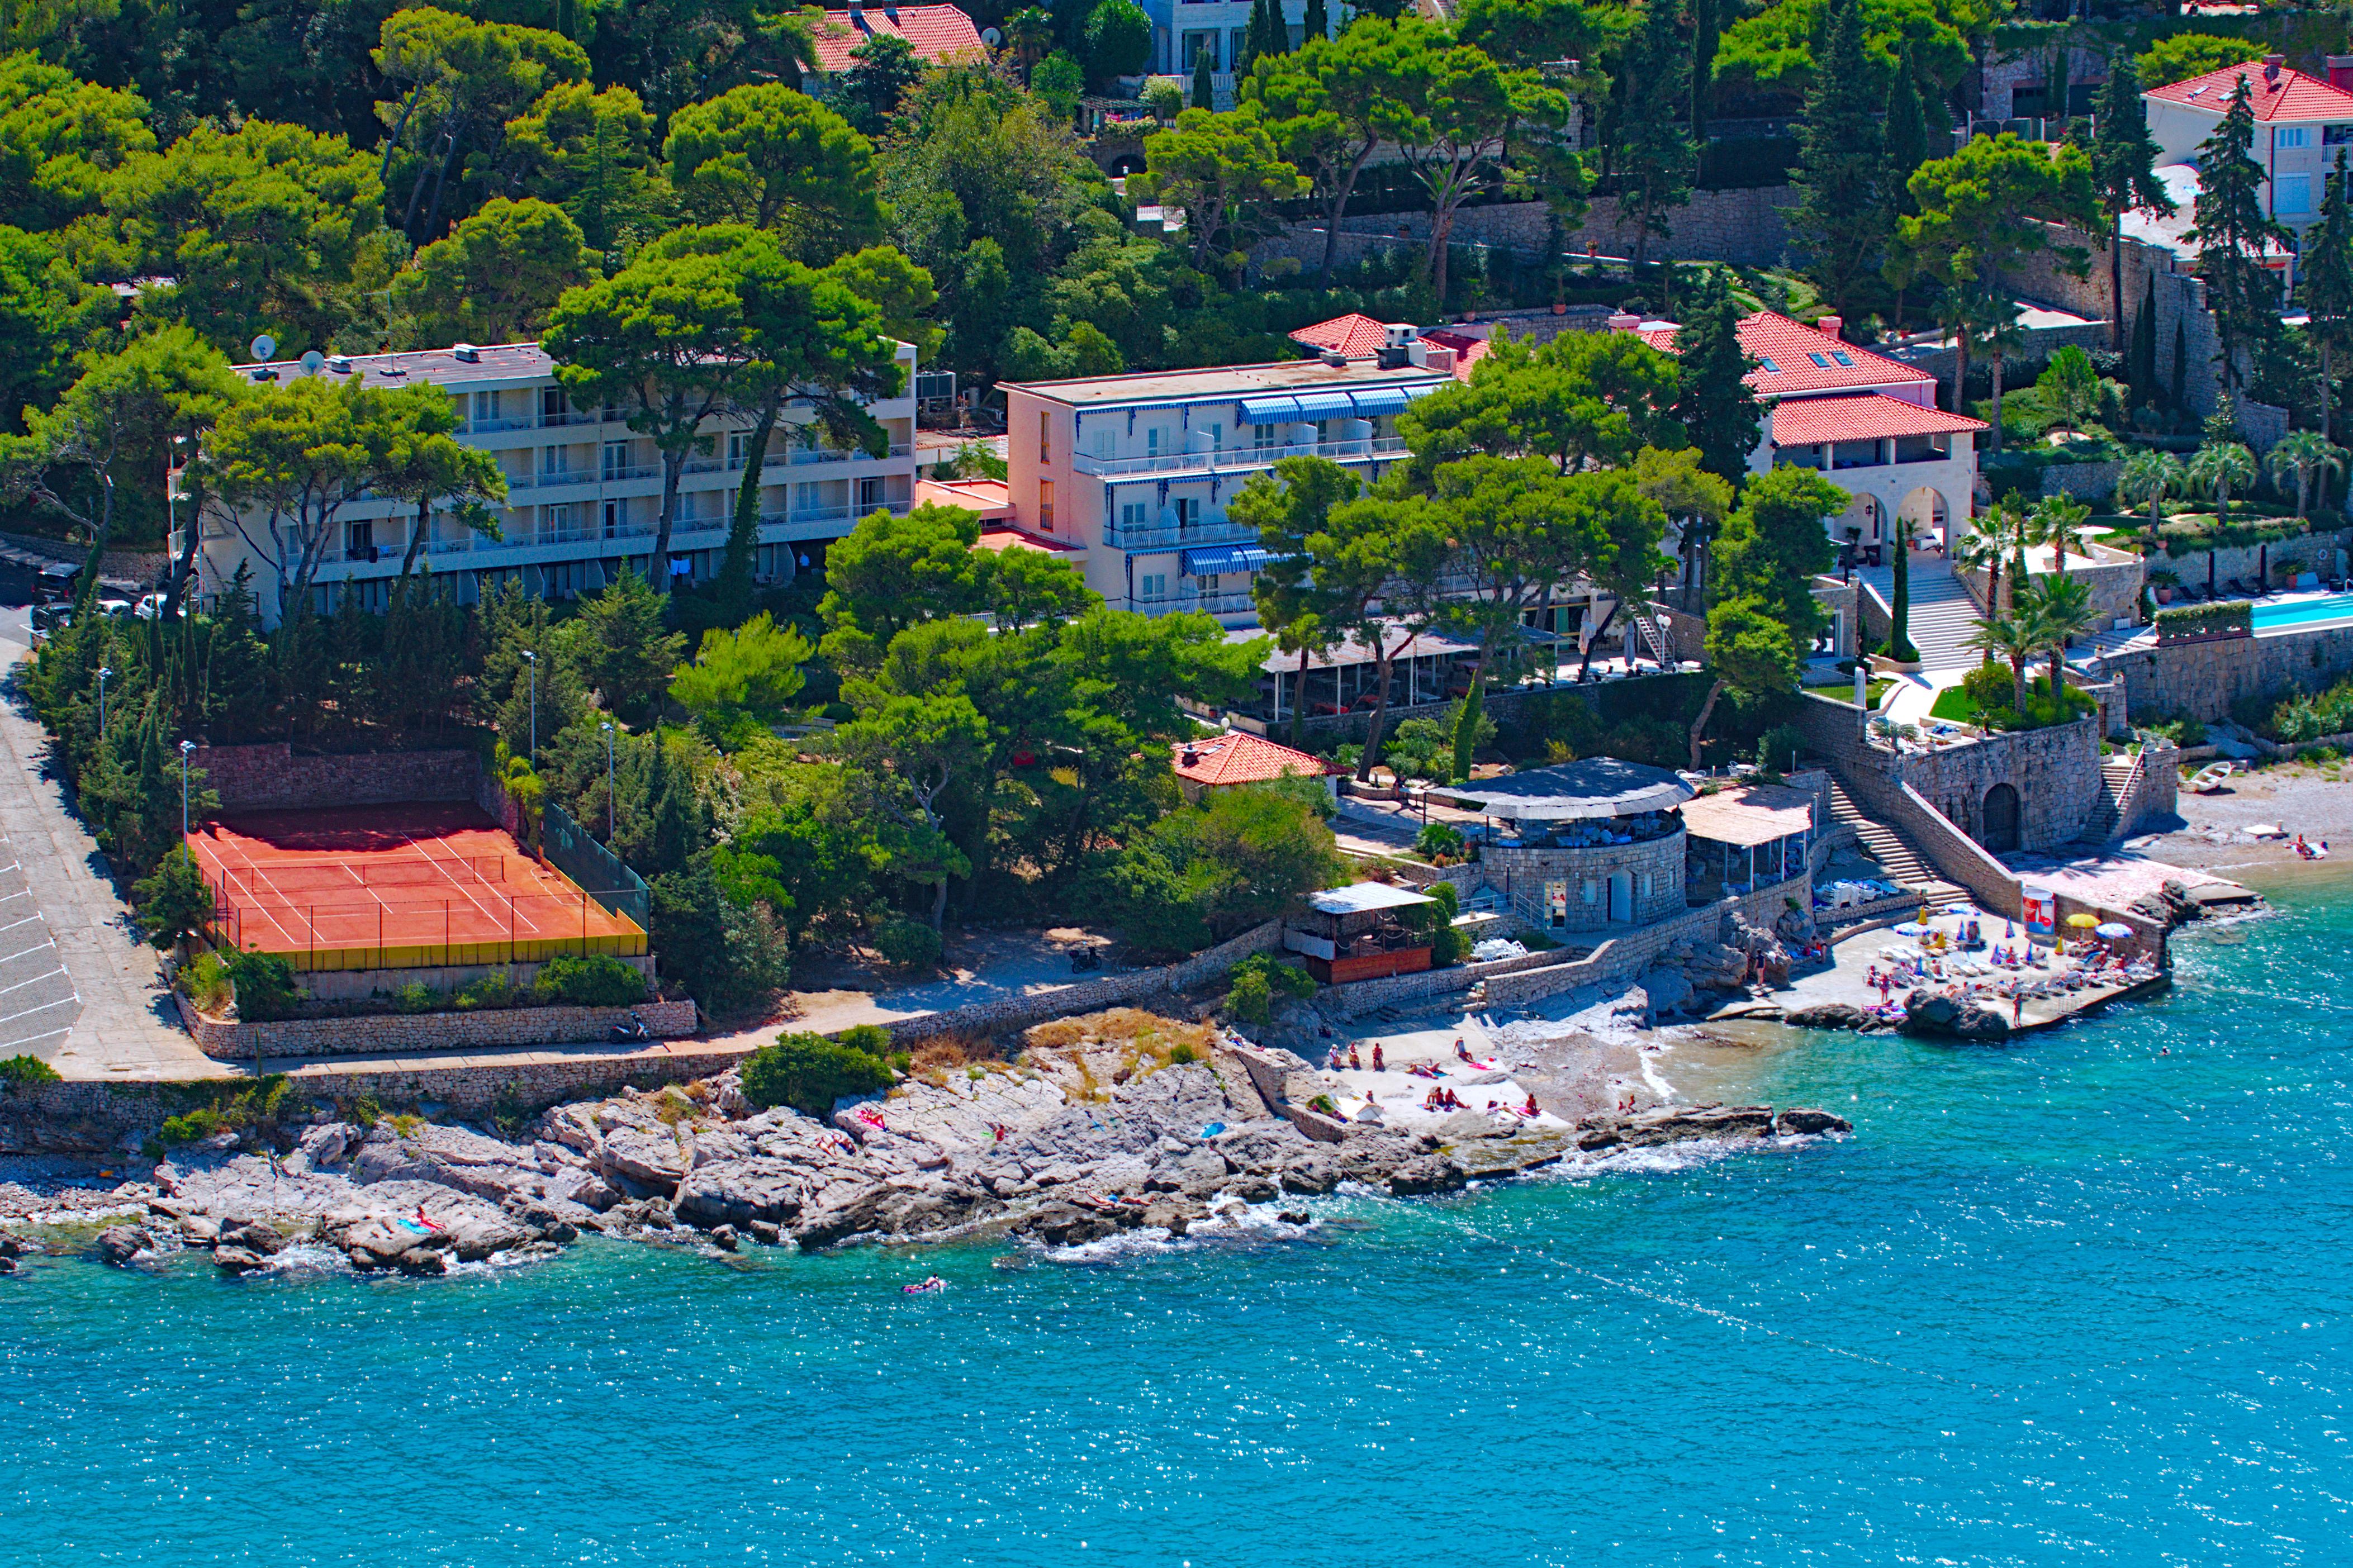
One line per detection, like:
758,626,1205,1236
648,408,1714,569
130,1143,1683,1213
2132,758,2353,876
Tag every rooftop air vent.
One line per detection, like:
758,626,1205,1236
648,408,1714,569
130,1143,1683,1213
328,354,352,374
1321,350,1349,367
452,343,480,363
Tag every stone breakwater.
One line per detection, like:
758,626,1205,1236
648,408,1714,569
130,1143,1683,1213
0,1012,1853,1276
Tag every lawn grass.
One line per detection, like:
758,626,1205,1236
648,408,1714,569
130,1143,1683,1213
1928,686,1982,724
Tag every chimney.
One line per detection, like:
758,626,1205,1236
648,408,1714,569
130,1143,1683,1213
1181,745,1199,767
1606,311,1641,332
2265,53,2284,85
2330,55,2353,93
1320,349,1349,368
1817,313,1843,341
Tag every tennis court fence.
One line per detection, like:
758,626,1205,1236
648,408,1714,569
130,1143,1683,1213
213,854,510,895
541,799,652,929
203,881,650,973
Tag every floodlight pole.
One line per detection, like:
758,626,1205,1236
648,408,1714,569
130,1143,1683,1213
601,721,615,838
179,740,194,834
524,649,538,761
97,666,111,737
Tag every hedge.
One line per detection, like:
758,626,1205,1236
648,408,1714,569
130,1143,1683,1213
2155,601,2252,642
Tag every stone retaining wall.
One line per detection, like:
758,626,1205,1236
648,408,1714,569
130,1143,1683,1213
871,920,1287,1046
1258,191,1806,270
177,994,699,1061
1322,938,1597,1017
2152,529,2350,588
2105,620,2353,722
1481,876,1814,1010
193,743,481,814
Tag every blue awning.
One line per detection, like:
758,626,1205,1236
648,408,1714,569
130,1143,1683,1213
1350,387,1410,416
1239,396,1301,424
1292,391,1356,419
1183,545,1278,576
1403,382,1441,400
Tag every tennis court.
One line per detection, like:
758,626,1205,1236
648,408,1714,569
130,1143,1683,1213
187,803,647,972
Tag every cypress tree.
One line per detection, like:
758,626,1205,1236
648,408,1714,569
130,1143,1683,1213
2303,149,2353,441
2130,267,2158,410
2089,56,2174,353
1302,0,1327,45
2171,316,2188,410
1889,519,1917,662
1786,0,1886,324
1190,44,1213,110
1881,63,1930,224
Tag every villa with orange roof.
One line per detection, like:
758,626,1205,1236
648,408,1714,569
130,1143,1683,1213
1168,732,1336,803
798,3,985,87
2145,55,2353,233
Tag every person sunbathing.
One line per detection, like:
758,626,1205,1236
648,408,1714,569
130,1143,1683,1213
1349,1045,1363,1070
1372,1044,1386,1072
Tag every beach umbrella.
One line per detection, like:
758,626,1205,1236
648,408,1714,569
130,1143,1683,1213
2065,913,2099,929
2094,922,2134,940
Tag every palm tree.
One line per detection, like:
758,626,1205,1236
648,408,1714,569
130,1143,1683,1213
2265,428,2347,520
2115,448,2185,543
1982,303,2029,457
2186,440,2257,516
1948,528,2005,643
2018,574,2098,696
1963,611,2037,710
1002,6,1054,80
2029,493,2093,580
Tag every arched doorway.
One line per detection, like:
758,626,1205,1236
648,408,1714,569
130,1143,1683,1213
1899,486,1949,550
1981,783,2021,854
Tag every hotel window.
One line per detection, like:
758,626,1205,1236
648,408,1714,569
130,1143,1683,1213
2278,126,2312,149
1581,878,1600,906
2328,123,2353,146
1038,478,1055,531
603,499,623,538
1039,410,1051,464
1139,572,1169,601
2276,174,2314,215
1147,426,1167,457
1119,500,1149,533
1254,421,1282,450
1173,496,1199,527
1090,426,1116,459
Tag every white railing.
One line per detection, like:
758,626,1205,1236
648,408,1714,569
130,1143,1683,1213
1104,518,1258,553
1074,435,1408,479
1194,588,1258,614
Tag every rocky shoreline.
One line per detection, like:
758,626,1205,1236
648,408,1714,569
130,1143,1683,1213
0,1008,1852,1277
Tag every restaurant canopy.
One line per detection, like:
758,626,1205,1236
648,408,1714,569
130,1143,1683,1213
1677,783,1816,847
1307,882,1438,915
1443,758,1695,821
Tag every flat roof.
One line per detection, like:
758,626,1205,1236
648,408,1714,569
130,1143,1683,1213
1000,359,1453,410
1308,882,1438,915
1680,783,1816,847
231,338,914,392
1226,619,1488,674
1444,758,1696,821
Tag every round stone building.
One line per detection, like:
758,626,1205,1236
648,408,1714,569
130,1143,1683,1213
1446,759,1698,935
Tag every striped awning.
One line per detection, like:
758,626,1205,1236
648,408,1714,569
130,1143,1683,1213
1349,386,1411,416
1183,545,1278,575
1292,391,1356,419
1239,396,1301,423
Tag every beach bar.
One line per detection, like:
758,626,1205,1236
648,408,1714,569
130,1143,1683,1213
1285,882,1438,983
1444,758,1698,933
1680,783,1817,901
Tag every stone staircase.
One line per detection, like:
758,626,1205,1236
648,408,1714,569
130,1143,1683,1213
1858,553,1983,672
2075,751,2142,846
1826,778,1968,906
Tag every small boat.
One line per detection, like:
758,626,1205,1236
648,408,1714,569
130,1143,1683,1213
2190,762,2233,794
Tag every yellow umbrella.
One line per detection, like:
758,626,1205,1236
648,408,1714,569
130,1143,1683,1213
2065,913,2099,928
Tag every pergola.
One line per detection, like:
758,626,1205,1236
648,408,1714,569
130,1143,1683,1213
1681,783,1816,894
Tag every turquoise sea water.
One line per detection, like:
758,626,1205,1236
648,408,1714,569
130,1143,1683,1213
5,879,2350,1567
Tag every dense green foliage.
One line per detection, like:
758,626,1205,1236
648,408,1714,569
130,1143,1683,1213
533,952,649,1006
2245,676,2353,744
739,1029,895,1115
227,950,302,1021
1223,950,1316,1024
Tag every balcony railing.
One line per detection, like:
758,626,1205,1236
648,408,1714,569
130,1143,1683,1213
1104,517,1259,553
1074,435,1407,479
600,462,661,483
468,414,539,434
1193,587,1259,614
1133,592,1202,615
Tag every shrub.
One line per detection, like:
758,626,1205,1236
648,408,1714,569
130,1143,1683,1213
1223,951,1316,1023
533,953,648,1007
1414,822,1467,862
393,982,437,1014
1961,661,2017,711
837,1023,893,1056
1756,722,1806,773
159,1105,228,1145
134,847,215,950
739,1031,895,1116
873,918,943,970
456,972,520,1010
2253,676,2353,743
1168,1042,1197,1065
179,951,233,1013
0,1054,63,1089
227,951,301,1021
2156,601,2252,641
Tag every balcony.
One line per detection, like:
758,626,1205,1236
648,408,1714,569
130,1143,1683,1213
1104,517,1259,554
468,414,539,434
1193,587,1259,615
600,462,661,483
1133,592,1202,616
1073,435,1407,479
539,408,603,427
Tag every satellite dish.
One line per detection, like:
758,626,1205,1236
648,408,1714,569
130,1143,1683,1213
981,26,1001,45
300,350,325,376
249,334,277,362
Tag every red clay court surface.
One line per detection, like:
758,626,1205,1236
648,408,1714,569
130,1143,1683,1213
187,802,646,972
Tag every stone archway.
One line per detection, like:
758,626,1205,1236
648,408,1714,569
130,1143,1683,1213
1899,486,1949,549
1981,782,2021,854
1837,491,1882,550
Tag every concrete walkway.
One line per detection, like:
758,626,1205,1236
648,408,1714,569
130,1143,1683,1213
0,649,226,1081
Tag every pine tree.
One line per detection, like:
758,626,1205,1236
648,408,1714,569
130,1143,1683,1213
1672,266,1763,487
2303,149,2353,441
1786,0,1886,324
2090,56,2175,353
2189,78,2290,391
1190,44,1214,111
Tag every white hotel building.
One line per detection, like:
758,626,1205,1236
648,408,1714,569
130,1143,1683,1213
183,339,920,626
995,342,1455,620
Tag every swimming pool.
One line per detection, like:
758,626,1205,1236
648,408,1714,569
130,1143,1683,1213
2252,592,2353,630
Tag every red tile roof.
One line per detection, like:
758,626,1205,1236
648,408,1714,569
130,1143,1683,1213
1766,392,1987,447
1640,312,1935,396
1288,313,1394,360
2147,61,2353,122
1419,327,1489,380
807,3,984,74
1171,732,1336,787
